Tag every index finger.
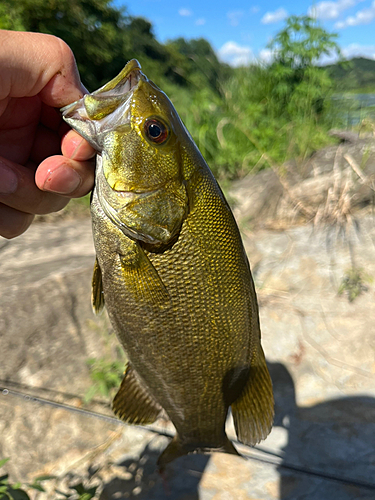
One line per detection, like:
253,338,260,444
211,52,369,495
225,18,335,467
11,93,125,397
0,30,86,108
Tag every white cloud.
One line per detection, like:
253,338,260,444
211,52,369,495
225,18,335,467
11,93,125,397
259,48,275,64
308,0,364,21
218,43,280,67
261,7,288,25
218,41,254,67
227,10,244,27
318,43,375,65
335,0,375,28
195,18,206,26
179,8,192,17
342,43,375,59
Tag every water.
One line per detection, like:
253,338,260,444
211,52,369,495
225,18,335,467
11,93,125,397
331,93,375,127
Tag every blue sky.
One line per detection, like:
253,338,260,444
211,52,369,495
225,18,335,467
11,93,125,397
116,0,375,66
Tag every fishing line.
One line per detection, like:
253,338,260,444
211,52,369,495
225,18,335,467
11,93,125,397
1,385,375,491
0,386,173,439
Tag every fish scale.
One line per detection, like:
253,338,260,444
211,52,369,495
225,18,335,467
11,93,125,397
62,59,274,467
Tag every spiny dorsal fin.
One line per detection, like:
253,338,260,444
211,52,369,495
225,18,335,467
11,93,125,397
92,258,105,314
231,345,274,446
113,364,162,425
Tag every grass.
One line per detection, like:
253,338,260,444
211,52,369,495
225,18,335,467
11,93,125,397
338,267,371,302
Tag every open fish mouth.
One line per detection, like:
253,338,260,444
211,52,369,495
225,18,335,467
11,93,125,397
61,59,144,147
61,59,142,117
98,58,143,96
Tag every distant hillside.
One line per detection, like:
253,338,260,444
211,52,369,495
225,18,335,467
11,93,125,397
327,57,375,92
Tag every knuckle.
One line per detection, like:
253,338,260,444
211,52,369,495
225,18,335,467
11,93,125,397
47,34,75,64
55,37,76,67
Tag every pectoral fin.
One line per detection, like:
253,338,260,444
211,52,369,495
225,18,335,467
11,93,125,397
120,243,170,307
113,364,162,425
231,346,274,446
92,258,105,314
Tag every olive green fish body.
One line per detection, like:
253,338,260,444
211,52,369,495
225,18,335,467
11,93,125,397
62,60,273,466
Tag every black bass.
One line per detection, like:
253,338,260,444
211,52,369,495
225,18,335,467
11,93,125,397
62,60,273,467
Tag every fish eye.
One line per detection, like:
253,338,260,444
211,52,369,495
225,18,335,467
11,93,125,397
144,118,169,144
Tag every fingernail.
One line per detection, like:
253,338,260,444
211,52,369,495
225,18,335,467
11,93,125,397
0,161,18,194
65,133,84,159
43,165,82,194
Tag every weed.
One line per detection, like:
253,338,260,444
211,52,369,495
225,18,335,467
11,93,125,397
0,459,98,500
84,347,126,403
338,267,371,302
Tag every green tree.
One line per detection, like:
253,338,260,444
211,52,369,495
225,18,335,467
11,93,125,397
269,15,340,68
0,2,25,30
0,0,188,91
166,38,230,95
212,15,342,175
267,15,341,119
0,0,227,96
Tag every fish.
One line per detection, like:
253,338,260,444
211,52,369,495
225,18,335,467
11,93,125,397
61,59,274,468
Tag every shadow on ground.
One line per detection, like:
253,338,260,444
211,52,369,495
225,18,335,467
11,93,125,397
269,362,375,500
100,440,210,500
97,362,375,499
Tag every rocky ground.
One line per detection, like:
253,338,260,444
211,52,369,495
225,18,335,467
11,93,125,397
1,135,375,499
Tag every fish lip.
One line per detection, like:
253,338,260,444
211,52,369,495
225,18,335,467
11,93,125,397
60,59,144,118
91,61,143,99
60,60,147,151
93,59,143,96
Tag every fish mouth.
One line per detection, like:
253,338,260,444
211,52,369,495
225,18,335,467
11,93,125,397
61,59,143,122
61,59,145,150
96,58,142,95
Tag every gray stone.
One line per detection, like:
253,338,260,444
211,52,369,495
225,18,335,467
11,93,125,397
1,203,375,498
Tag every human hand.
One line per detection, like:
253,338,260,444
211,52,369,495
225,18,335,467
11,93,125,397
0,30,96,239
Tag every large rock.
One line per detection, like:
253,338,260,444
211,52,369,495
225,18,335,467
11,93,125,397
1,211,375,499
0,220,119,480
230,136,375,228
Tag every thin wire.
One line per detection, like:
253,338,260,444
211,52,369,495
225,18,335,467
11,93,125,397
1,386,375,491
0,386,173,438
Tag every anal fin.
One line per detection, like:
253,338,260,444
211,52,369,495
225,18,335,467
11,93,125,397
113,364,162,425
231,345,274,446
92,257,105,314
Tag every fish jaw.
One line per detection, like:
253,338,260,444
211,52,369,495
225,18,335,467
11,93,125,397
61,59,144,150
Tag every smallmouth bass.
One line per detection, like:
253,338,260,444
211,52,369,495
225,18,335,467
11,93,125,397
62,60,274,467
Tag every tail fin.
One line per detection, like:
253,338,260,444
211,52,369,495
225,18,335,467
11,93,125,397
157,434,240,469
